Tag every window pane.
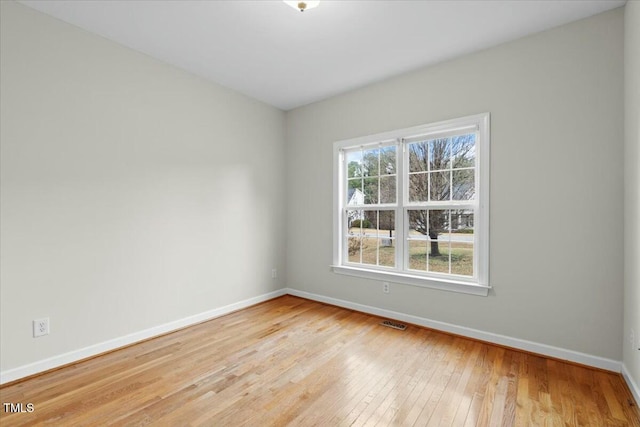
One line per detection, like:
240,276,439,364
428,209,450,238
380,175,396,203
451,241,473,276
346,150,363,178
408,239,427,271
450,212,474,275
408,209,430,270
427,210,452,274
347,182,363,205
380,146,396,175
377,210,395,237
409,142,428,172
348,235,363,263
362,148,379,177
347,209,365,229
379,241,395,267
451,134,475,169
347,209,369,264
429,171,450,201
361,236,378,265
408,209,429,236
429,138,451,171
409,173,428,202
452,169,474,201
428,237,450,274
364,211,377,230
363,177,379,204
378,210,395,268
451,210,474,232
364,212,376,255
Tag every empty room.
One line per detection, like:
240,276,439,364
1,0,639,425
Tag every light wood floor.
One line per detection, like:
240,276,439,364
1,295,638,426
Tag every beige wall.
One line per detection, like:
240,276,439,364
0,2,286,371
624,0,640,392
286,8,624,360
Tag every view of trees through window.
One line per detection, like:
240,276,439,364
407,134,476,276
344,133,476,277
346,144,397,268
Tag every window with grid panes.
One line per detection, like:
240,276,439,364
332,114,490,296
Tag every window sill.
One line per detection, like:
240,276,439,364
330,265,490,296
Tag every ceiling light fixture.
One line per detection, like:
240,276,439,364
283,1,320,12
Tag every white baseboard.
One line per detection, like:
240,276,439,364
286,288,622,372
1,287,625,385
0,289,287,385
622,364,640,406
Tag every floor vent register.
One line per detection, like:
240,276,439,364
380,320,407,331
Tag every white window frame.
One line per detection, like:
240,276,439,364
332,113,490,296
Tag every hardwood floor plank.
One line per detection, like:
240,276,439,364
396,335,458,425
1,295,638,426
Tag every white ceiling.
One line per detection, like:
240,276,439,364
19,0,625,111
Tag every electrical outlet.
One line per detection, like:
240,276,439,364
382,282,390,294
271,268,277,279
33,318,49,338
630,329,635,347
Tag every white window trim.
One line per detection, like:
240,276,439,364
332,113,490,297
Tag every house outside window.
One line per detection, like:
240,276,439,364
332,113,490,296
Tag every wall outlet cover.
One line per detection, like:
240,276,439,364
33,318,49,337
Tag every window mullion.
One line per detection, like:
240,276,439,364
425,210,430,272
396,139,404,271
375,210,380,267
340,150,347,264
